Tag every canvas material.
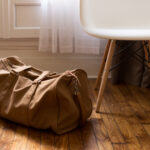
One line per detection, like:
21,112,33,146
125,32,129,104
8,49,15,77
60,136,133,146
0,56,92,134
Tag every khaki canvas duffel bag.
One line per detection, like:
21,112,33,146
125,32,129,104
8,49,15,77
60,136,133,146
0,56,92,134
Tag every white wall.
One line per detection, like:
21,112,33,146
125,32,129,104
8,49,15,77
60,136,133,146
0,0,3,37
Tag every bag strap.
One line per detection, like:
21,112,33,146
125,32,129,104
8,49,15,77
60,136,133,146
1,58,56,82
67,71,87,125
1,58,32,74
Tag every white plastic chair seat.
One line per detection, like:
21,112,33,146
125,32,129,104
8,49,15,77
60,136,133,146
80,0,150,112
80,0,150,40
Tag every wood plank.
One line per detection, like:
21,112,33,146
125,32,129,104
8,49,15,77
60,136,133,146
90,80,125,145
119,84,150,124
68,129,83,150
119,84,150,150
107,83,134,116
41,131,55,150
0,121,17,150
90,97,114,150
54,134,69,150
92,118,114,150
104,84,142,150
0,119,5,136
92,80,125,144
128,86,150,112
25,129,41,150
143,125,150,135
80,121,99,150
113,144,128,150
108,83,150,150
137,135,150,150
127,118,150,150
113,116,141,150
10,126,28,150
101,100,125,144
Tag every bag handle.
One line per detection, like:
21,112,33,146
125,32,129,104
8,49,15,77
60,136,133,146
33,71,50,84
2,58,54,83
12,66,32,74
1,58,32,74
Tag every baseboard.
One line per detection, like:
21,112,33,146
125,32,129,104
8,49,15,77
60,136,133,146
0,53,102,77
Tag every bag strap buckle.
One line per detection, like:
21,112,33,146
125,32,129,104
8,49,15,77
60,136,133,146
33,71,50,84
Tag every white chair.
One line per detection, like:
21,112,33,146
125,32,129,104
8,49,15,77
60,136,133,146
80,0,150,112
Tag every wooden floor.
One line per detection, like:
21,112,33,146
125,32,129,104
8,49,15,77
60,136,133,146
0,79,150,150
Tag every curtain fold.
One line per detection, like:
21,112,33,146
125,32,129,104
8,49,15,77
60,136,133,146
39,0,103,54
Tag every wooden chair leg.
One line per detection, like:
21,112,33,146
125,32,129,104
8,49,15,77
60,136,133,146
147,41,150,67
95,40,111,90
96,40,116,112
143,41,149,65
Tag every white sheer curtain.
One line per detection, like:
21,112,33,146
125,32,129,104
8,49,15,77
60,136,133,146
39,0,102,54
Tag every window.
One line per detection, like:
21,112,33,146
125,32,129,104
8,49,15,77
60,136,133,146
0,0,41,38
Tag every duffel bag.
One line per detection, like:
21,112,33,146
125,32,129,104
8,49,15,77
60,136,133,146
0,56,92,134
